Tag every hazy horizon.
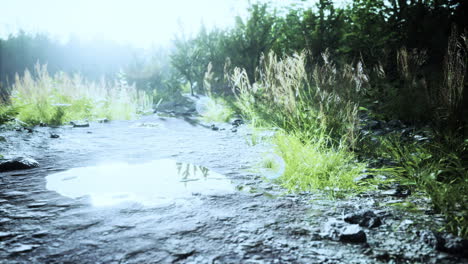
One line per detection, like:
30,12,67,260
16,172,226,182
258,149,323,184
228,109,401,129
0,0,351,48
0,0,250,48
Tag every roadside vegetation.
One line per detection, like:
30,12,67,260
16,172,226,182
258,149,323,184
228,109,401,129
7,64,151,126
0,0,466,237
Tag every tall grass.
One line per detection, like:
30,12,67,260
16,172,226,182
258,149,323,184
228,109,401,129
230,51,366,146
230,51,368,193
10,64,151,125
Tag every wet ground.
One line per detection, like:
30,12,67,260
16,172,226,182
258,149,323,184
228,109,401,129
0,110,467,263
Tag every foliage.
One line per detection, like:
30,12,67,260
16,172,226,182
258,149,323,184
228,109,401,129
0,104,19,124
0,31,137,98
230,51,365,145
274,131,366,197
10,64,151,125
124,47,185,107
375,135,468,238
200,98,234,123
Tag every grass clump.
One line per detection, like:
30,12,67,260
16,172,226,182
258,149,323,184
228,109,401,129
10,64,151,125
0,104,19,125
274,132,366,197
375,135,468,237
200,98,234,123
229,51,367,194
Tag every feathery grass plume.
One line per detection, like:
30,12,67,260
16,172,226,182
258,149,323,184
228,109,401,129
230,51,368,194
200,98,234,123
231,50,366,145
11,63,151,125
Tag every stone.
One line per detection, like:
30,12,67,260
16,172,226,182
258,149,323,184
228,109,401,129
382,185,411,197
50,133,60,138
0,232,15,239
0,157,39,172
339,225,367,243
388,120,404,128
70,121,90,128
231,119,244,127
210,124,219,131
8,244,39,253
365,120,380,130
421,230,468,257
97,118,109,123
344,210,382,228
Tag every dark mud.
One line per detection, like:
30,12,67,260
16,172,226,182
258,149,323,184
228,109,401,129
0,112,466,263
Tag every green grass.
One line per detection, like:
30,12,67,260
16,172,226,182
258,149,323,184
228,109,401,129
200,98,234,123
374,135,468,238
274,132,367,197
0,104,19,124
9,64,151,125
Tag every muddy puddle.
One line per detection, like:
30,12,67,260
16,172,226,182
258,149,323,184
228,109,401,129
46,159,234,207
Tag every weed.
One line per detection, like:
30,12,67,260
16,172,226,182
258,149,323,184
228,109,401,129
274,132,366,197
200,98,234,123
0,104,19,124
375,135,468,238
10,64,151,125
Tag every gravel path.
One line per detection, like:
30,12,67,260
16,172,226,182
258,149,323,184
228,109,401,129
0,113,466,263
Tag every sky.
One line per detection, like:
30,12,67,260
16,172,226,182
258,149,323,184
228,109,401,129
0,0,349,48
0,0,252,47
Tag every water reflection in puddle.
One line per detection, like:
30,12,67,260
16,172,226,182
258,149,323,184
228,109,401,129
46,159,234,207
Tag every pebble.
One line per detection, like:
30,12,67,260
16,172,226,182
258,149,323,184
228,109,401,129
8,244,39,253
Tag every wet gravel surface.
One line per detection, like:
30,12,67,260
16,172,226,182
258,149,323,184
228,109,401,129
0,114,467,263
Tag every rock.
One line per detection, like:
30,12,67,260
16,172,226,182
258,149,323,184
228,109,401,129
210,124,219,131
50,133,60,138
320,218,345,240
97,118,109,123
8,244,39,253
231,128,237,133
0,136,6,142
344,210,382,228
287,225,310,236
0,218,11,224
382,185,411,197
442,234,468,257
388,120,404,128
0,157,39,172
70,121,90,128
365,120,380,130
0,232,15,239
339,225,367,243
27,202,48,208
420,230,468,257
231,119,244,127
372,129,386,136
